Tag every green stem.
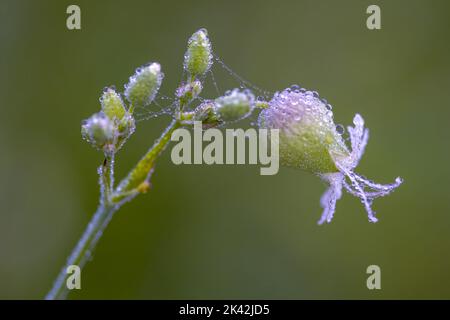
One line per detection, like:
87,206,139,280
45,203,117,300
46,119,181,300
101,154,114,201
113,119,180,200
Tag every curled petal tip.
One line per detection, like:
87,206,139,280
369,216,379,223
353,113,364,126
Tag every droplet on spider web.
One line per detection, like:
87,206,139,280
134,97,177,122
209,69,221,95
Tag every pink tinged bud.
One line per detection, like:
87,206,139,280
176,80,203,105
258,87,403,224
81,112,116,154
81,109,136,155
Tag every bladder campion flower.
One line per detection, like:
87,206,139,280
258,86,403,224
49,28,404,301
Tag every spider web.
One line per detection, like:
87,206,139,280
133,53,273,122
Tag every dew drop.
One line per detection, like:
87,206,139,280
336,124,345,135
105,85,116,92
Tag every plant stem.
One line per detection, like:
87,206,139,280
45,203,118,300
46,119,181,300
101,154,114,201
113,119,180,198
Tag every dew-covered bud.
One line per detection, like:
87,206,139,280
124,62,163,107
192,100,221,128
184,28,212,77
115,113,136,151
176,80,203,105
214,89,255,123
258,88,347,174
100,87,126,120
258,86,402,224
81,112,116,154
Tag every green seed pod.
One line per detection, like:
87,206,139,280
184,28,212,77
214,89,255,123
124,62,163,108
100,87,126,120
81,112,116,154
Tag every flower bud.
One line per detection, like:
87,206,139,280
81,112,116,154
100,87,126,120
214,89,255,123
124,62,163,107
192,101,222,128
184,28,212,77
176,80,203,105
115,113,136,151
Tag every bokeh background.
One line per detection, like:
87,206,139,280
1,0,449,299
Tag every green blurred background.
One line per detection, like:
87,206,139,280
1,0,449,299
